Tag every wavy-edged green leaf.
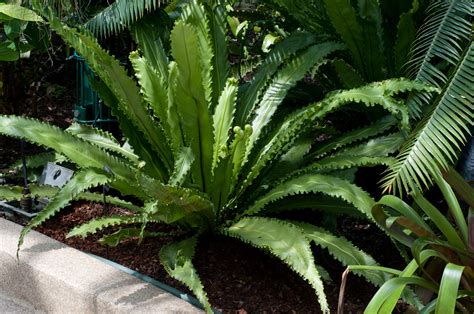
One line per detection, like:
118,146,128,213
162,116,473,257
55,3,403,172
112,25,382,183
139,175,214,227
181,0,214,114
171,20,214,193
130,51,170,139
245,42,344,156
225,217,329,313
169,147,194,186
67,215,143,239
46,15,174,175
99,227,169,247
19,169,110,251
85,0,168,38
10,151,67,169
267,0,333,35
66,123,138,163
0,4,43,22
87,77,165,183
208,3,229,106
332,59,365,88
212,78,238,170
336,133,405,158
0,185,23,201
0,116,136,184
356,0,386,81
295,222,387,286
236,31,318,126
241,79,431,196
383,43,474,195
393,0,419,74
246,174,374,218
323,0,368,80
265,194,364,218
308,115,397,159
304,155,395,174
131,12,170,80
160,236,212,313
75,192,143,213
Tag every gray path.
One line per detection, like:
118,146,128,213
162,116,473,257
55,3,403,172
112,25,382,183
0,293,43,314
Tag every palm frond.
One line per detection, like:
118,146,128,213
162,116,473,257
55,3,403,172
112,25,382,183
382,43,474,195
85,0,170,38
406,0,472,117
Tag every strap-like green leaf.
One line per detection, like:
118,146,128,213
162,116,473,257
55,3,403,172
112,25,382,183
160,236,212,313
225,217,329,313
436,263,465,314
366,276,437,313
413,192,464,249
434,173,468,245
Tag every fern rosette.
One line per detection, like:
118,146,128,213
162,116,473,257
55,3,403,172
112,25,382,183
0,0,439,312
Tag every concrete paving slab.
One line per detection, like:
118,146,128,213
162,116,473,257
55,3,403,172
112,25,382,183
0,292,44,313
0,218,203,313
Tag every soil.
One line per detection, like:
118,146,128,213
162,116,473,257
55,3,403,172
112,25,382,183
2,201,405,314
0,44,408,313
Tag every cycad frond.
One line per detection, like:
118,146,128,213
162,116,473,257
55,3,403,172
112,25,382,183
85,0,169,38
406,0,472,117
382,43,474,195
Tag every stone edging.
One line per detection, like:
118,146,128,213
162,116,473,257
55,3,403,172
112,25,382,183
0,218,202,313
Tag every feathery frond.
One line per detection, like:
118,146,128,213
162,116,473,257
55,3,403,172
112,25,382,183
85,0,170,38
382,43,474,195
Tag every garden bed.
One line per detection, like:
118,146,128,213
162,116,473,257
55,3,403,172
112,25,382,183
2,201,406,313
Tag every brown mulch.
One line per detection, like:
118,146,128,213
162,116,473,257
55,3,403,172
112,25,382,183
27,202,407,313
